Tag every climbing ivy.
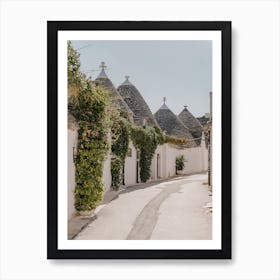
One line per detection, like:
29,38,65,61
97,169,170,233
68,41,110,212
131,125,165,182
68,41,81,86
73,83,110,211
111,157,123,190
111,118,130,160
110,111,130,190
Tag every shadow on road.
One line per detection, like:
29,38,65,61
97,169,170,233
119,173,204,195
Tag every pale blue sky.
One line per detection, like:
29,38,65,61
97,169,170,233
72,40,212,117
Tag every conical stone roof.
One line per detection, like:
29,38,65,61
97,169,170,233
178,106,203,145
117,76,158,127
197,115,210,127
95,62,134,119
154,102,196,147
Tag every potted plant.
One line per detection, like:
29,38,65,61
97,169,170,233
176,155,185,175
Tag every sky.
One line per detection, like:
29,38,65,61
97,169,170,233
72,40,212,117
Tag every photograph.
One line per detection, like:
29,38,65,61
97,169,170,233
67,40,213,241
47,21,231,259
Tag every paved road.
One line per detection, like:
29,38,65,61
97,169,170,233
75,173,212,240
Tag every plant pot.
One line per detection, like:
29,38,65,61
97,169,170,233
77,209,95,217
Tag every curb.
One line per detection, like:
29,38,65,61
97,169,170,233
68,191,120,240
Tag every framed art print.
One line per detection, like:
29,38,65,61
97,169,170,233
47,21,231,259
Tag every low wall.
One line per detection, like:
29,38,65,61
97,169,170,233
151,143,208,180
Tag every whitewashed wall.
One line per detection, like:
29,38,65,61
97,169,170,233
124,142,137,186
151,140,208,180
102,156,111,193
104,141,138,192
151,145,164,180
180,146,208,174
67,127,78,220
151,153,157,181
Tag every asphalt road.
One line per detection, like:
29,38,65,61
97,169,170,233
75,173,212,240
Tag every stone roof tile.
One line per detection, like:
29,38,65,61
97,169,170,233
154,103,196,147
178,106,203,145
95,63,134,118
117,76,158,127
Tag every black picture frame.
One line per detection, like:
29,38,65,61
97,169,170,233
47,21,231,259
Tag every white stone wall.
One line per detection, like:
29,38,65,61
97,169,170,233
180,147,208,174
151,145,164,181
124,142,137,186
103,141,138,192
102,156,111,193
151,152,157,181
154,142,208,179
68,128,78,220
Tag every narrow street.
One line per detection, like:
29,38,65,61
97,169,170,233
75,173,212,240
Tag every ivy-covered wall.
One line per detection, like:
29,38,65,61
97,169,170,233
110,114,130,190
130,125,165,182
68,41,110,212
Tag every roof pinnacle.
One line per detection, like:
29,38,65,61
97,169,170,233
159,97,168,110
100,61,106,70
121,75,132,86
97,61,108,79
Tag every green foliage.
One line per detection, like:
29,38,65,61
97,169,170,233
110,113,130,190
68,41,110,212
165,135,189,146
68,41,81,86
72,81,109,124
131,126,165,182
176,155,185,171
111,158,123,190
73,89,110,211
111,118,130,160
